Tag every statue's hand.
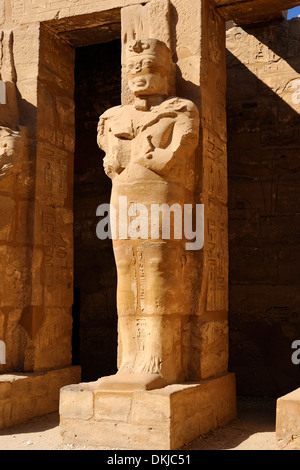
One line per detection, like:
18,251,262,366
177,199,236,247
132,134,174,174
136,147,174,174
103,155,124,180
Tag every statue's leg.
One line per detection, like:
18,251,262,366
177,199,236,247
97,240,168,390
113,242,137,373
137,241,186,384
98,239,186,390
97,193,187,390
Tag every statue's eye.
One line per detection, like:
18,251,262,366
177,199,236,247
142,60,153,67
127,62,134,70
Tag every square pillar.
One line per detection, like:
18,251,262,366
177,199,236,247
0,15,80,429
59,0,236,450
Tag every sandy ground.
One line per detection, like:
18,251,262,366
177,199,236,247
0,396,293,451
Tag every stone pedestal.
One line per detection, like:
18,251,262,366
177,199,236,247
0,366,81,430
276,388,300,449
59,373,236,450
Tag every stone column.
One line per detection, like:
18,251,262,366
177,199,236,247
173,0,230,381
31,24,75,371
0,27,37,375
60,0,236,450
0,11,80,429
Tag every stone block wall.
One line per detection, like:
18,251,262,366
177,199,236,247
30,24,75,371
0,24,40,373
227,18,300,396
0,20,76,373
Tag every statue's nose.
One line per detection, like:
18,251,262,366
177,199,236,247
133,64,142,73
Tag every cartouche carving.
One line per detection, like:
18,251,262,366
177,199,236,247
97,38,199,390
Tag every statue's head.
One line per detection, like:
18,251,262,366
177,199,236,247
126,39,172,98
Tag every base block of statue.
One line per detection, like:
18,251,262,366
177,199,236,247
276,388,300,449
59,373,236,450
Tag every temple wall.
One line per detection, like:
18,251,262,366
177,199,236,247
0,24,40,373
0,22,75,373
0,0,298,439
227,18,300,396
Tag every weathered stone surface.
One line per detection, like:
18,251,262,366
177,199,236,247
227,19,300,397
60,373,236,450
213,0,300,23
1,0,296,27
0,366,81,429
59,384,94,420
276,388,300,449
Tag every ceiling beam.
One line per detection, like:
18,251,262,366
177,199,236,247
213,0,300,23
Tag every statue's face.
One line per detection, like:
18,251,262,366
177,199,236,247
127,53,169,97
0,133,19,158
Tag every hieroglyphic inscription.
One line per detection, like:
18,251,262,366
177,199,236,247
40,144,68,206
206,206,228,312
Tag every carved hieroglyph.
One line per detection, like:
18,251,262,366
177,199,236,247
97,38,199,390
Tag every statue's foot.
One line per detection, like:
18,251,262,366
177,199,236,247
96,373,168,391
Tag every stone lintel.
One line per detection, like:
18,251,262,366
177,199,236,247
214,0,300,23
0,366,81,430
276,388,300,449
59,373,236,450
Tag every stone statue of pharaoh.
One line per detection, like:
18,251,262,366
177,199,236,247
97,39,199,390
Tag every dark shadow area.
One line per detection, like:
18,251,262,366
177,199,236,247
226,23,300,398
73,39,121,382
71,288,80,366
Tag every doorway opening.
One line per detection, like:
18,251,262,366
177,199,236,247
72,39,121,382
